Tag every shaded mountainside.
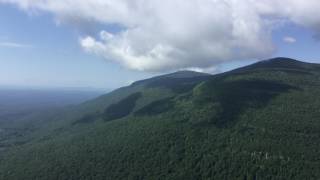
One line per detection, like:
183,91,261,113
1,58,320,179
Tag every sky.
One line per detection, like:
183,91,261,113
0,0,319,90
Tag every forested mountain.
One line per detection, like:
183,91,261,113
1,57,320,179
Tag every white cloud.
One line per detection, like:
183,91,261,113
283,36,297,44
1,0,320,72
0,42,32,48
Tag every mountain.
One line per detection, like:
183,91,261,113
232,57,320,73
1,57,320,179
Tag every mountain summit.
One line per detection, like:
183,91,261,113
233,57,320,74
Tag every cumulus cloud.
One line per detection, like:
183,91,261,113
283,36,297,44
1,0,320,72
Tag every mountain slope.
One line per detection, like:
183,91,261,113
0,70,212,154
1,58,320,180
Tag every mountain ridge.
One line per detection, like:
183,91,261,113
1,57,320,179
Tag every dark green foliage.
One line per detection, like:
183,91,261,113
72,113,99,125
193,79,298,127
103,92,142,121
1,58,320,180
132,71,211,93
230,57,320,76
144,76,212,93
134,97,174,116
234,57,310,71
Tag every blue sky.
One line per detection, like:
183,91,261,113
0,4,153,90
0,1,319,90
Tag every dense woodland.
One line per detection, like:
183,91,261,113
1,58,320,179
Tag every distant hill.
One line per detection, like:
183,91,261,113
1,57,320,179
0,89,104,123
0,89,105,109
0,89,104,154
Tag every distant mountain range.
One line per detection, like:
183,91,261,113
1,57,320,179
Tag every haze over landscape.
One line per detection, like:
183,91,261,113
0,0,320,179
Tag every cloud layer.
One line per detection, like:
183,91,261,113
1,0,320,72
283,36,297,44
0,42,32,48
